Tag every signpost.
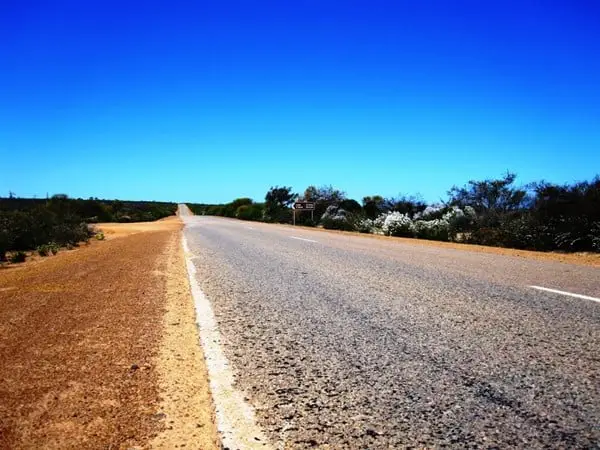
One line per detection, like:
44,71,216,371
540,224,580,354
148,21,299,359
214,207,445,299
293,202,316,225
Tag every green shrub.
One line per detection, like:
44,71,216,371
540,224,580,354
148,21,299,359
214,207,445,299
320,206,356,231
0,198,176,258
51,221,91,246
355,218,374,233
37,244,50,256
339,199,363,214
206,205,225,216
414,219,450,241
236,204,264,221
95,231,105,240
9,251,26,263
0,220,12,262
298,217,317,227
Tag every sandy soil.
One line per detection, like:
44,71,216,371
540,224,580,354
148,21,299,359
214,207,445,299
150,230,219,449
0,218,218,449
94,216,181,240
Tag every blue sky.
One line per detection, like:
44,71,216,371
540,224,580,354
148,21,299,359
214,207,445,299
1,1,599,204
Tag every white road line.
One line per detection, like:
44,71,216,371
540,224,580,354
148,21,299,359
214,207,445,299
245,226,256,230
181,233,270,449
289,236,318,243
529,285,600,303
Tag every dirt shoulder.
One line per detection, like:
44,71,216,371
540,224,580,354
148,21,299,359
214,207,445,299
0,218,218,449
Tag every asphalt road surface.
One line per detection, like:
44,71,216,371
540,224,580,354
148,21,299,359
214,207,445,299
181,210,600,449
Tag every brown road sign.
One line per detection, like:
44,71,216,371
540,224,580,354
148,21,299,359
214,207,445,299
294,202,316,210
293,202,316,225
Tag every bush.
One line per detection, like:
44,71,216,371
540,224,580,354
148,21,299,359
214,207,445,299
417,204,445,220
355,218,374,233
37,244,50,256
414,219,450,241
381,212,415,237
0,219,12,261
236,204,264,221
52,221,91,245
320,205,356,231
339,199,363,214
9,251,26,263
296,217,317,227
0,197,176,258
155,174,600,253
547,216,600,252
95,231,105,241
592,222,600,252
49,242,60,254
495,215,544,250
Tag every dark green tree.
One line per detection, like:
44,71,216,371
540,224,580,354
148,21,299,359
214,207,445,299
302,185,346,222
339,199,362,214
264,186,297,222
362,195,385,219
448,172,527,226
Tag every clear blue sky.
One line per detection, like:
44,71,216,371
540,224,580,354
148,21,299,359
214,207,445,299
1,1,599,204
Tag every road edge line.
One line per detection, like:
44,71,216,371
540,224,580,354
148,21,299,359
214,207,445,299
181,232,270,449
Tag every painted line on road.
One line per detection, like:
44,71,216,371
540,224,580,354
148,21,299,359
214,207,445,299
289,236,318,243
245,226,256,230
529,285,600,304
181,233,270,449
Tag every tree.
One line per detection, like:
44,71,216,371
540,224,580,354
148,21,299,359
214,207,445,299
264,186,297,222
526,177,600,251
362,195,385,219
386,195,427,217
236,203,265,221
223,198,253,217
0,213,12,261
302,185,346,222
339,199,362,214
448,172,527,225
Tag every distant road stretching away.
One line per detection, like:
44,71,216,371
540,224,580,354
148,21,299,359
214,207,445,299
180,206,600,448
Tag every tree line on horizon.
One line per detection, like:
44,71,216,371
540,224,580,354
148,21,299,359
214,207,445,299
0,195,177,261
188,172,600,253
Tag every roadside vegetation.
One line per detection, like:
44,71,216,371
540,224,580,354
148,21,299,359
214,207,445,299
0,195,177,261
188,173,600,253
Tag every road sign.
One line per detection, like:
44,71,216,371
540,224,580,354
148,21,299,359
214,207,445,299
294,202,315,210
292,202,316,225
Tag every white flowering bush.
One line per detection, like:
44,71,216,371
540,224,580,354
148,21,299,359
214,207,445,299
414,218,450,241
444,205,477,240
463,205,476,219
442,206,464,222
355,218,374,234
382,212,415,237
353,205,477,242
417,204,444,220
373,213,387,231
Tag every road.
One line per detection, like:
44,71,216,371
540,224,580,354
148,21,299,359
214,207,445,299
180,209,600,448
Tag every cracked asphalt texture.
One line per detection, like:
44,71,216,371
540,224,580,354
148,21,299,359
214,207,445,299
182,214,600,449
